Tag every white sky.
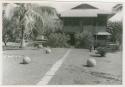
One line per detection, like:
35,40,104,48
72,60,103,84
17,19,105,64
36,1,120,13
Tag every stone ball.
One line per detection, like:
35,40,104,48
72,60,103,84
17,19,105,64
45,48,51,54
22,56,31,64
87,58,96,67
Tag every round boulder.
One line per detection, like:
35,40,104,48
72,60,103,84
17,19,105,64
22,56,31,64
87,58,96,67
45,48,51,54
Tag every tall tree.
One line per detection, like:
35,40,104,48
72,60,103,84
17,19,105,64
3,3,44,47
113,4,122,12
107,4,123,47
3,3,62,48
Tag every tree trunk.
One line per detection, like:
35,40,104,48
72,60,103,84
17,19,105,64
20,26,25,48
4,41,7,46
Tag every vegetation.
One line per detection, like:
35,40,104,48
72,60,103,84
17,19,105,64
46,32,70,48
3,3,122,49
107,21,122,45
113,4,122,12
3,3,62,48
75,32,94,48
96,47,106,57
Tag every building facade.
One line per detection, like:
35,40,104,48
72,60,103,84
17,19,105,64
60,4,113,46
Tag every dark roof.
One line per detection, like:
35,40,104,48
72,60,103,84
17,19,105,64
72,4,98,9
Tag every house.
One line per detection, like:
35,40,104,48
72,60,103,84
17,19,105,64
60,4,113,46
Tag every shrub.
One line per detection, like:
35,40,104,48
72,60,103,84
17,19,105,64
33,43,40,48
75,32,94,49
96,47,106,57
46,33,70,48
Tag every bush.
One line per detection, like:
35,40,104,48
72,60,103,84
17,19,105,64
33,43,39,48
96,47,106,57
46,33,70,48
75,32,94,49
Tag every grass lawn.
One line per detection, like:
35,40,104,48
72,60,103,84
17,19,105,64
2,48,68,85
49,49,122,85
2,48,122,85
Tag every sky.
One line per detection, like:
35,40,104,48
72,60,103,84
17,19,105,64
36,1,120,13
35,1,122,21
4,1,122,21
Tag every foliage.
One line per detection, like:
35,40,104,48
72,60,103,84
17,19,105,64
107,21,122,44
3,3,62,47
33,6,63,35
46,33,70,48
75,32,94,48
113,4,122,12
2,13,20,45
96,47,106,57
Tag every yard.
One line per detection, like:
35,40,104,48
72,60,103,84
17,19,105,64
3,2,123,85
2,48,122,85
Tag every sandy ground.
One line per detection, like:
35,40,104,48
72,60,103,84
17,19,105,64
2,48,122,85
49,49,122,85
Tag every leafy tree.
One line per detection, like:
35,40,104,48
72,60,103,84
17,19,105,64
113,4,122,12
3,3,62,48
3,10,20,46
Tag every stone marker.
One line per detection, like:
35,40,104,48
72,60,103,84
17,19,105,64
22,56,31,64
87,58,96,67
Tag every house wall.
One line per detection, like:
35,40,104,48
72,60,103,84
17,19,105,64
61,15,108,34
80,18,96,34
62,17,97,33
62,17,81,33
61,15,108,46
95,14,108,33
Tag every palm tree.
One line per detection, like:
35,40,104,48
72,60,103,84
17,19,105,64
3,3,62,48
3,3,44,47
107,4,123,49
113,4,122,12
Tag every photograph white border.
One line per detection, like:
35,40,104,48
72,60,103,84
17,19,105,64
0,0,124,87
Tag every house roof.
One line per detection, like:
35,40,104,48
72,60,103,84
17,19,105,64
72,4,98,9
61,9,98,17
60,4,113,17
61,9,113,17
